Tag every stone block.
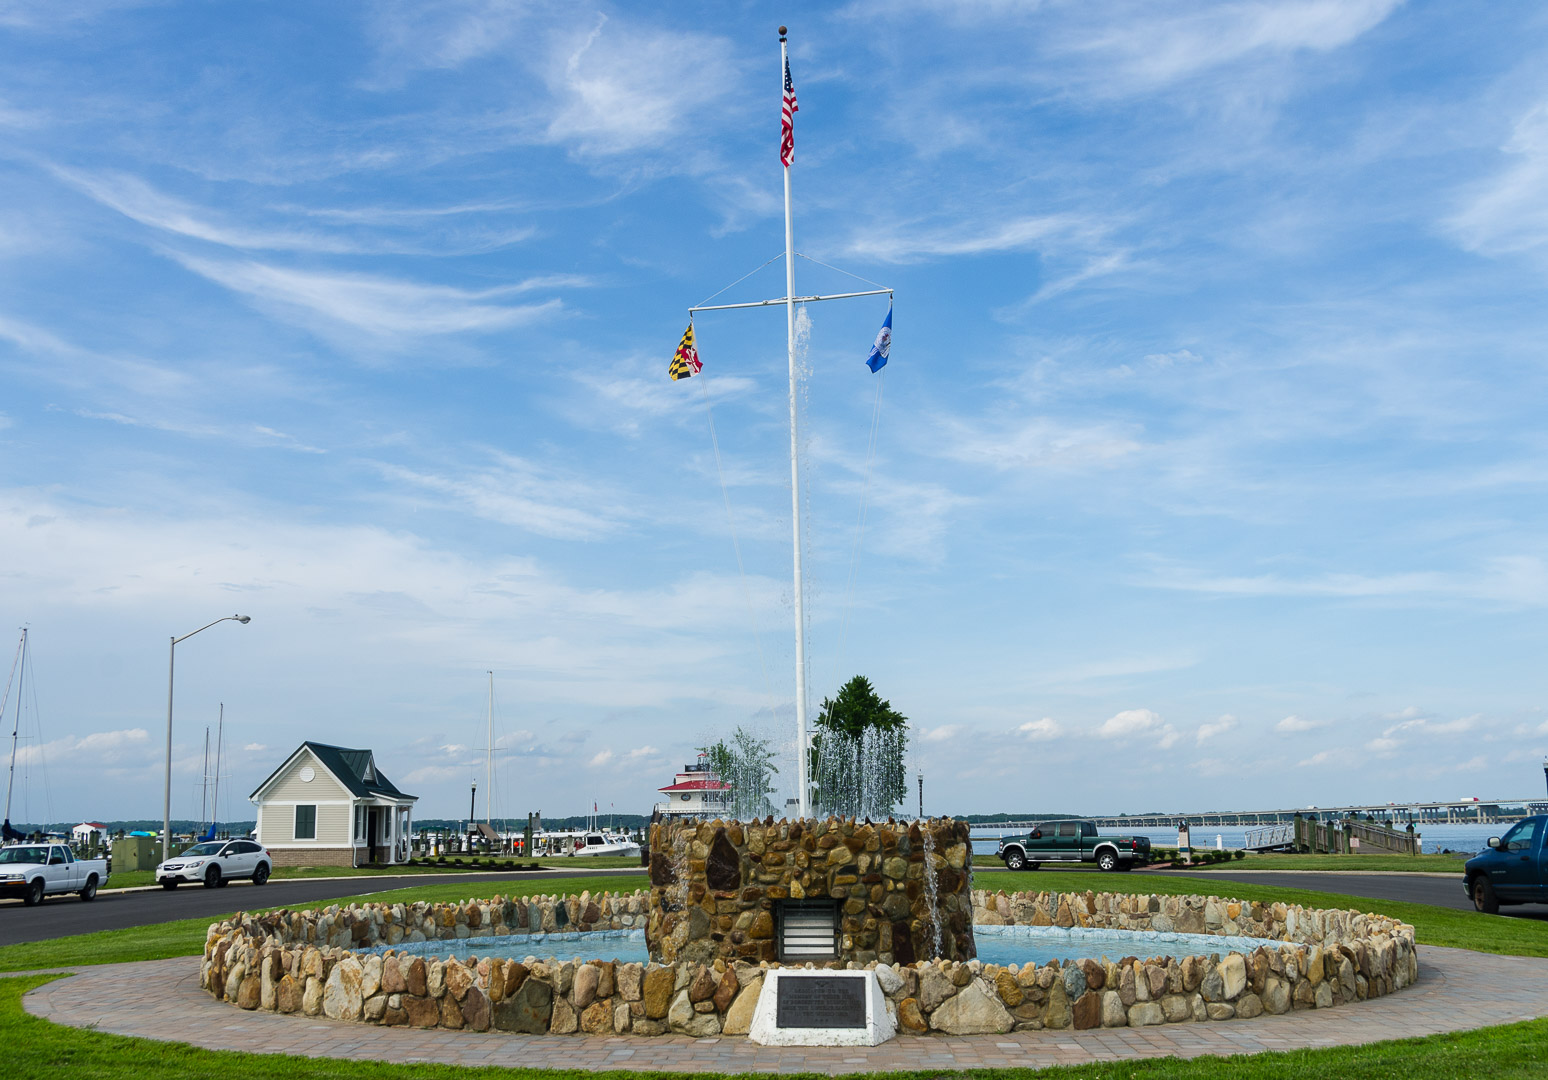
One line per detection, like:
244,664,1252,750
1101,990,1127,1027
1128,1001,1164,1026
492,978,553,1034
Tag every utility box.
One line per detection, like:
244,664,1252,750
112,835,161,873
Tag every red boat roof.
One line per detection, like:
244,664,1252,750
658,779,731,792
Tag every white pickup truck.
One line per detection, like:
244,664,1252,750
0,842,109,905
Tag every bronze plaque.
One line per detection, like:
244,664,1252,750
775,976,866,1029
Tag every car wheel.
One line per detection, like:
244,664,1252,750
79,876,98,901
1097,850,1119,872
1472,877,1500,914
22,878,43,906
252,863,270,886
1005,850,1027,871
161,879,178,890
204,865,222,889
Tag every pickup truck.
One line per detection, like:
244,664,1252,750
1465,815,1547,913
0,842,109,905
996,820,1151,872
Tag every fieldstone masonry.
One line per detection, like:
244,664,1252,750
647,816,976,966
201,885,1417,1037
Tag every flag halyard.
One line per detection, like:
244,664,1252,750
781,57,798,168
669,321,702,380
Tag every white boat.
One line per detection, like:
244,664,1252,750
571,831,641,858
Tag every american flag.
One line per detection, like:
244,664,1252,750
781,57,798,167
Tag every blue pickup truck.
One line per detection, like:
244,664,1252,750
1464,815,1547,913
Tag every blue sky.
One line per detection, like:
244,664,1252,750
3,1,1548,825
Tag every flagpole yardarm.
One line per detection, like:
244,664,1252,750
781,28,811,820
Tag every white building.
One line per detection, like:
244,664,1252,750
654,762,731,818
250,742,417,867
72,822,106,844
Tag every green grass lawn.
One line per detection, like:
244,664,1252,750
4,970,1546,1079
972,870,1548,957
0,874,645,973
5,868,1548,1078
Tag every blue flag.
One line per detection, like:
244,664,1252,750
866,303,892,372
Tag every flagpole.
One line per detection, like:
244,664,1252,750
781,26,810,820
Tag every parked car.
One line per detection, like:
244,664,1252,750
156,839,272,889
0,842,109,904
1464,815,1546,913
996,820,1151,871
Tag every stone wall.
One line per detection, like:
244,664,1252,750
646,816,975,965
201,886,1417,1037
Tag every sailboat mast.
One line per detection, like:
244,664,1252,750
201,727,210,829
486,671,493,830
781,28,811,820
211,703,223,835
4,629,25,825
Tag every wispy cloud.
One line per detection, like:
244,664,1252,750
1448,99,1548,260
1017,718,1061,741
171,254,565,339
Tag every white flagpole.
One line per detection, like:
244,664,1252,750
781,26,810,820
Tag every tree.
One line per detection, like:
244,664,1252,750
698,727,780,820
810,675,909,818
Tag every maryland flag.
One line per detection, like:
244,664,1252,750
669,322,702,381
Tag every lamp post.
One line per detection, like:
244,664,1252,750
470,781,478,849
163,615,250,864
917,770,924,819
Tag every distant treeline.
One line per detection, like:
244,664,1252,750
14,820,259,835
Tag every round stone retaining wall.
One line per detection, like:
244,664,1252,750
199,887,1416,1037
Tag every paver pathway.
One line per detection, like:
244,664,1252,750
21,946,1548,1074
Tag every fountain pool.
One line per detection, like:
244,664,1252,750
363,923,1278,970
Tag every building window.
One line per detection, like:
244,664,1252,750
295,805,317,840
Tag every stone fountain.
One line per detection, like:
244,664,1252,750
645,816,975,967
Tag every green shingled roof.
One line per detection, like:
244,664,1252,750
250,741,416,802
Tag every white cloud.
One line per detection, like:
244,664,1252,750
1017,718,1061,741
1448,100,1548,259
1196,714,1237,743
1099,708,1164,738
588,749,615,768
171,254,563,339
847,213,1115,264
242,742,267,753
919,724,960,743
15,727,149,767
1277,715,1321,733
1057,0,1403,92
937,417,1143,472
372,454,625,541
1298,750,1333,767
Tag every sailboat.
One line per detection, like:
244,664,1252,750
2,629,32,843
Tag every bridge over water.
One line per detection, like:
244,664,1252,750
971,795,1548,832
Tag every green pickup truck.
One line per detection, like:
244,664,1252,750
995,820,1152,872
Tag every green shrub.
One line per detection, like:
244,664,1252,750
1234,849,1246,860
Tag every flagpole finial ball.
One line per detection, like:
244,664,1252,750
778,25,787,36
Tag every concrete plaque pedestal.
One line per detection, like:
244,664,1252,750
747,970,896,1046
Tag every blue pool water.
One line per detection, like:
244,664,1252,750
366,924,1275,968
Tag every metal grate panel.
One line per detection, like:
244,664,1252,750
779,901,838,961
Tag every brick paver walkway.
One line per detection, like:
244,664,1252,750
21,946,1548,1073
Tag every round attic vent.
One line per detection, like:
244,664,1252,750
299,766,315,783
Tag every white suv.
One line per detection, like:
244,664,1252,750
156,839,272,889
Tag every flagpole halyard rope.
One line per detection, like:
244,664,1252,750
834,368,885,685
695,361,781,729
693,253,787,313
795,252,891,292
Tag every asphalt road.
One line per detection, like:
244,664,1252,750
0,867,648,948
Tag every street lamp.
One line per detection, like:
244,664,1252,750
163,615,251,864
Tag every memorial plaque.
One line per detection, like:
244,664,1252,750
775,975,867,1029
